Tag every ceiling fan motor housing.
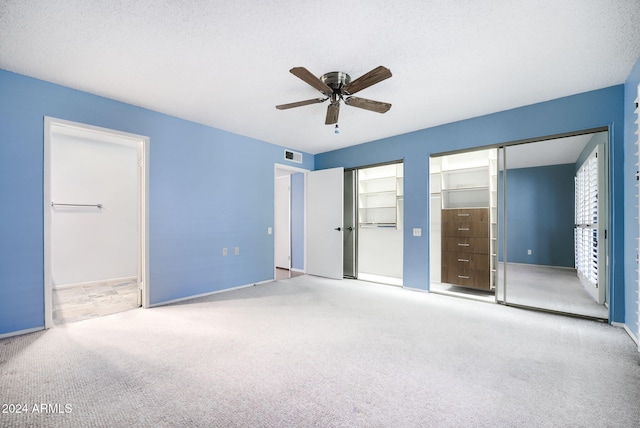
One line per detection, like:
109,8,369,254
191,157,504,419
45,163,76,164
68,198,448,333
321,72,351,93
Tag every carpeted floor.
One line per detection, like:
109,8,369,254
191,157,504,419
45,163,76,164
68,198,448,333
501,263,608,319
431,263,608,320
1,275,638,427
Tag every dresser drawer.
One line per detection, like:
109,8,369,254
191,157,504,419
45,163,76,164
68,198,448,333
442,267,491,290
441,237,489,254
441,208,488,223
442,220,489,238
442,252,489,271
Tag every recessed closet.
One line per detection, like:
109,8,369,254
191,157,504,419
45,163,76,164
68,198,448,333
430,131,609,320
344,162,404,285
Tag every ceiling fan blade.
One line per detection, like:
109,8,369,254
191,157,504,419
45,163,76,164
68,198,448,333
343,66,392,95
345,96,391,113
276,98,327,110
290,67,332,94
325,102,340,125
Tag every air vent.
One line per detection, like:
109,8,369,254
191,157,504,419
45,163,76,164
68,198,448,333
284,149,302,164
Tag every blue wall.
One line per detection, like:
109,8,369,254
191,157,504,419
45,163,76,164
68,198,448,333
291,173,305,271
498,164,575,267
0,69,313,335
2,63,636,335
316,85,626,322
624,57,640,338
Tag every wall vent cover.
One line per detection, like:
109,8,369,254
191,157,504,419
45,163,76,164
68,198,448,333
284,149,302,164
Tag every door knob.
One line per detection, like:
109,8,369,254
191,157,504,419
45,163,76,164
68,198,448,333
334,227,342,231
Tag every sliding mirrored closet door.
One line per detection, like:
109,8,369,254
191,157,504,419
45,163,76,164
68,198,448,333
496,133,609,320
431,132,609,321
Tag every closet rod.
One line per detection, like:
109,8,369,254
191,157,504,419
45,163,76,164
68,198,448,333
51,202,103,208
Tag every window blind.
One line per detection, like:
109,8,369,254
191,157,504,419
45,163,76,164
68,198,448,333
575,148,599,289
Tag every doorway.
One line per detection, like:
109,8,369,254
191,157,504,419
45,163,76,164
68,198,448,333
44,118,149,327
343,162,404,285
274,164,308,280
430,131,609,320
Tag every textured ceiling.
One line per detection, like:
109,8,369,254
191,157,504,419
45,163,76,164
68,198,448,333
1,1,639,154
501,134,595,170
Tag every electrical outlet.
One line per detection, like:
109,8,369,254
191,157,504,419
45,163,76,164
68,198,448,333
268,227,272,235
234,247,240,255
413,228,422,237
222,248,228,256
527,249,532,255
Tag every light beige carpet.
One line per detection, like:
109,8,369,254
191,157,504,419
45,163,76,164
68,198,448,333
1,275,638,427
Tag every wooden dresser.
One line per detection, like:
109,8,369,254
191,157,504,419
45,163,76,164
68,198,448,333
441,208,491,290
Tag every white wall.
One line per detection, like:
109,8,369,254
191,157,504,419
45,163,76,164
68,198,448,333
51,133,138,286
358,225,403,278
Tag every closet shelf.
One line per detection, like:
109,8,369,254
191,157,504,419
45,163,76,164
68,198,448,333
442,185,488,191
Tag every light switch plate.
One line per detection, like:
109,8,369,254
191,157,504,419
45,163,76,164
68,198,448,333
413,228,422,237
268,227,273,235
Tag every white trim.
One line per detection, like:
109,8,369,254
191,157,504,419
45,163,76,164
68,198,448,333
0,326,44,339
497,261,576,270
43,117,150,328
291,268,306,274
636,84,640,352
148,280,273,308
358,273,403,287
402,286,428,293
43,118,53,328
52,276,137,290
612,322,639,346
624,325,638,345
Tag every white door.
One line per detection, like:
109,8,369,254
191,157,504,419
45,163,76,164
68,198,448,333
307,167,344,279
274,175,291,269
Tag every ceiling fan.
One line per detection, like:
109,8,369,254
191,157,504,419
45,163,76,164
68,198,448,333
276,66,392,126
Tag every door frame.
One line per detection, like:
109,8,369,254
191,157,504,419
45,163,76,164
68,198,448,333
274,163,309,278
43,117,150,328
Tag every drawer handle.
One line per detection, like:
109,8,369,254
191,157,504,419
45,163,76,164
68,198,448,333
457,213,470,217
457,275,470,279
457,259,470,262
457,227,470,231
457,243,470,247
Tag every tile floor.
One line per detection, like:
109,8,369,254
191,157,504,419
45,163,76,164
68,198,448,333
276,268,305,281
53,279,140,325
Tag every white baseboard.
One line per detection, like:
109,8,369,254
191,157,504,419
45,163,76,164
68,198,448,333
53,276,137,290
403,286,428,293
149,279,274,308
291,268,305,273
0,326,44,339
500,261,575,270
358,273,403,287
612,322,639,346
